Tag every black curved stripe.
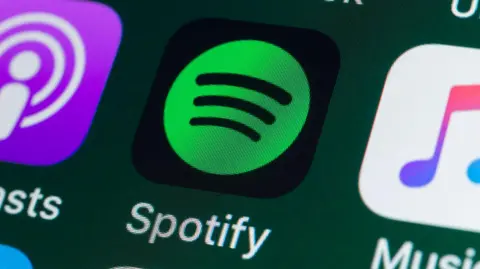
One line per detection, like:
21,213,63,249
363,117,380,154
190,117,260,142
194,96,275,125
196,73,292,105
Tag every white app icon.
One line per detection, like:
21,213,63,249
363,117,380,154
359,44,480,233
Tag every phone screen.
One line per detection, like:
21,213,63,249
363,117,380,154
0,0,477,268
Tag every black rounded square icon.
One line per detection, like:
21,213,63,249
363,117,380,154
132,18,340,198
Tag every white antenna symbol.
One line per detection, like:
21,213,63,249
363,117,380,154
0,12,86,140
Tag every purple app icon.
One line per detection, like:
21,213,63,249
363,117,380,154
0,1,122,166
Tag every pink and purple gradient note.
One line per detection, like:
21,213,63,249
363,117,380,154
400,85,480,187
0,1,122,166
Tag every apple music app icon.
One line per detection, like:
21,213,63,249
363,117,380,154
360,44,480,234
0,1,122,166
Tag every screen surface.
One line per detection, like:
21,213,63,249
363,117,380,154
0,1,478,269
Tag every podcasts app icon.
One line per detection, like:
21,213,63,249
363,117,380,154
0,1,122,166
132,19,340,198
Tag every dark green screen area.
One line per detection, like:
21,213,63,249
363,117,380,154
1,1,479,269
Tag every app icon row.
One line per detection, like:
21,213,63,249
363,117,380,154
3,0,480,240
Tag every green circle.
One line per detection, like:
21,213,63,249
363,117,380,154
164,40,310,175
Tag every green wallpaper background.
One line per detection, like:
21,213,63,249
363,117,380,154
1,0,479,268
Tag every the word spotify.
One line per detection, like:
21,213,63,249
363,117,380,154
371,237,480,269
126,202,272,260
0,186,62,221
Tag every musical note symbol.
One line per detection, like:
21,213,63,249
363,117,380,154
400,85,480,187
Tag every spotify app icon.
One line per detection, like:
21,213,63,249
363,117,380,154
132,18,340,198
